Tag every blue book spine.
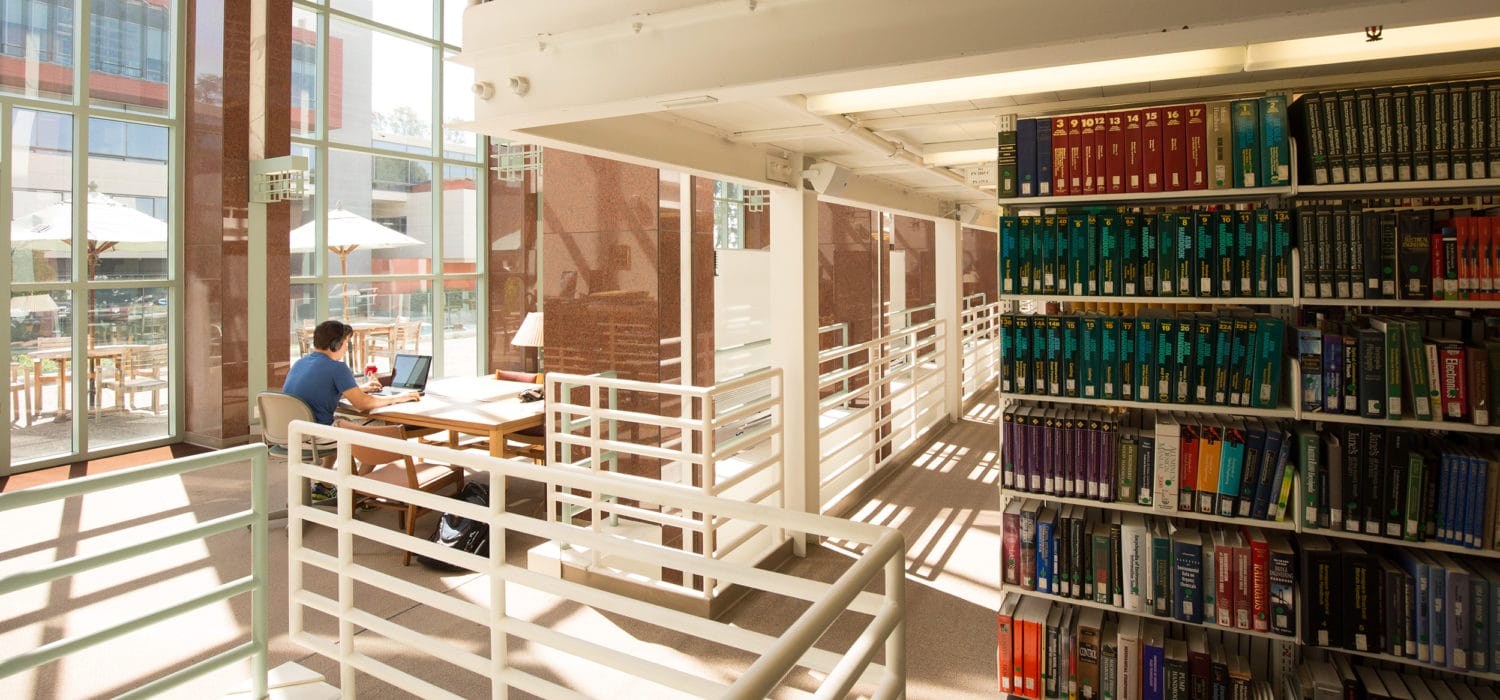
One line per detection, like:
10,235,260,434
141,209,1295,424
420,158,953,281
1172,536,1205,623
1252,435,1290,520
1243,428,1277,518
1236,427,1267,518
1143,638,1165,700
1036,120,1054,197
1322,334,1343,413
1431,561,1448,666
1448,562,1469,671
1471,576,1489,671
1037,516,1054,594
1439,452,1455,544
1469,455,1487,548
1017,118,1039,197
1394,549,1431,662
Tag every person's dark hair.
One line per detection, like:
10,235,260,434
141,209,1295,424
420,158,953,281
312,320,353,352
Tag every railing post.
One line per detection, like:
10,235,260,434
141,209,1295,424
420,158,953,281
769,177,821,542
250,448,269,700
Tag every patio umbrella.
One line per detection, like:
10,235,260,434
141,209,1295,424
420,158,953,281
289,208,424,320
11,192,169,346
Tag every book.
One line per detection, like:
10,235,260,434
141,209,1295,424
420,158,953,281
1267,532,1296,637
1259,95,1290,186
1163,105,1187,191
1173,528,1205,624
998,114,1019,198
1231,99,1261,188
1017,118,1038,197
1186,104,1207,190
1118,615,1142,700
1077,607,1105,700
1163,639,1188,700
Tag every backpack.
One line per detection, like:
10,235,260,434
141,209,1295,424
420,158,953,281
416,481,491,571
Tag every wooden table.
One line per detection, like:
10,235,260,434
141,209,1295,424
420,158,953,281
346,322,394,371
339,377,545,459
27,344,146,417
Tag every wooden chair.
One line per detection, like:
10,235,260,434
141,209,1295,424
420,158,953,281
103,344,168,413
369,320,424,368
335,420,465,565
9,362,29,426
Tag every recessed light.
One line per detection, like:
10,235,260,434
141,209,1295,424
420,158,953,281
658,95,719,109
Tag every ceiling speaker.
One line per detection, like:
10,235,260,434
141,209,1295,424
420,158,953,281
802,162,851,196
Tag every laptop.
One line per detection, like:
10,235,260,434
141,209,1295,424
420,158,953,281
376,353,432,396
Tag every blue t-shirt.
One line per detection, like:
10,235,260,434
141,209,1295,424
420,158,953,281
282,352,358,425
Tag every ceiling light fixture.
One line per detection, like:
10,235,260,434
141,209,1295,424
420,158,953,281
1242,16,1500,72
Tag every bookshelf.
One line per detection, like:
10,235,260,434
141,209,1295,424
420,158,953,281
995,80,1500,700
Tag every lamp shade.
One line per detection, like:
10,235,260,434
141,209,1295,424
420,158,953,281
512,311,543,347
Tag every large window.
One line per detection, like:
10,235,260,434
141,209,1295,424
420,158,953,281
289,1,485,379
2,0,179,471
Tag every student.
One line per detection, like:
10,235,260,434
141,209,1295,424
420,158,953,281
284,320,419,499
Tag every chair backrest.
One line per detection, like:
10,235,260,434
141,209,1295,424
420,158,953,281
494,370,541,384
334,420,415,485
132,344,168,378
257,391,316,450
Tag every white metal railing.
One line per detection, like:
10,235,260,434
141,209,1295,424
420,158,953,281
0,444,271,699
883,303,936,331
816,318,947,511
285,420,904,699
544,367,786,601
960,300,1003,399
961,292,988,311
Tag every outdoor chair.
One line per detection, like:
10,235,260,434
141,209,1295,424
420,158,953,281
334,420,465,565
102,343,168,413
9,362,29,426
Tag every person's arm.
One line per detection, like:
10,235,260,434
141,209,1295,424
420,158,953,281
342,385,419,411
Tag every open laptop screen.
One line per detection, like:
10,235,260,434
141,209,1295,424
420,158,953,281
389,353,432,390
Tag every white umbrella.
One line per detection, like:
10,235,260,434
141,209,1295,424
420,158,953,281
289,208,425,319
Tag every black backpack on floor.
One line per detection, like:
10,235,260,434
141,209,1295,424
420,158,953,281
416,482,490,571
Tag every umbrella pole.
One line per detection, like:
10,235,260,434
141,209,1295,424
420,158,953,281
339,251,350,321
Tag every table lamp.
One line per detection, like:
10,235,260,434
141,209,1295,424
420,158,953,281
512,311,544,372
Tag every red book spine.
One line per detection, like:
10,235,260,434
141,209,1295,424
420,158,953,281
1163,105,1187,191
1080,115,1097,195
1068,115,1086,195
1125,109,1144,193
1142,108,1164,192
1186,103,1208,190
1490,217,1500,299
1023,613,1041,698
1480,217,1495,300
1214,541,1234,628
1233,541,1252,630
998,609,1014,694
1053,116,1071,197
1179,426,1200,512
1440,343,1468,420
1106,111,1126,194
1458,218,1472,300
1242,529,1270,633
1432,232,1446,301
1092,112,1107,193
1003,508,1021,585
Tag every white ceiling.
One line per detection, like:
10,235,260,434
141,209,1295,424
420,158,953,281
455,0,1500,219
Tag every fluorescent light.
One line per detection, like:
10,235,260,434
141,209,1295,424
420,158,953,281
925,147,997,167
807,47,1247,115
1244,16,1500,72
658,95,719,108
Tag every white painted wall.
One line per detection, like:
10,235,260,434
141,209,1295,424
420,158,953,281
714,248,772,380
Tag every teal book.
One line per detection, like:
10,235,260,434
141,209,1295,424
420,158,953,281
1259,94,1291,186
1086,213,1101,295
1249,316,1287,409
1101,316,1121,400
1188,212,1212,296
1271,208,1294,298
1017,215,1035,294
1122,213,1142,296
1228,317,1253,406
1231,99,1262,187
1100,213,1122,296
1000,216,1019,295
1192,313,1215,405
1235,210,1255,297
1157,212,1178,296
1251,210,1271,297
1069,214,1090,295
1055,215,1071,296
1045,315,1063,395
1039,214,1057,293
1063,315,1082,398
1141,213,1161,296
1013,315,1032,394
1120,316,1136,401
1156,315,1176,403
1212,315,1235,405
1135,315,1156,402
1033,316,1049,395
1174,313,1196,404
1082,315,1103,400
1211,211,1233,297
1217,422,1247,516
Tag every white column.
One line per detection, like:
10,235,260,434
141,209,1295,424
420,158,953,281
935,217,962,421
769,168,821,522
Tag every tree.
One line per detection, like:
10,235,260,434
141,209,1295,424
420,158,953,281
371,106,429,138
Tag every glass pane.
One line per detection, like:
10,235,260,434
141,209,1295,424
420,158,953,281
329,19,433,154
88,0,171,114
336,0,434,38
0,0,75,101
291,7,319,137
10,289,74,462
88,285,170,450
331,280,430,374
439,164,477,267
441,280,477,377
86,117,169,281
441,59,476,160
288,282,318,359
325,148,432,276
288,143,317,276
11,107,74,283
442,0,464,47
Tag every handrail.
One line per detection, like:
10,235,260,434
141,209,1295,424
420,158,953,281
285,420,902,698
0,443,270,699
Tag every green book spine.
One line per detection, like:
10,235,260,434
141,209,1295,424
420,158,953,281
1431,83,1451,179
1159,212,1180,296
1135,316,1155,402
1356,88,1378,183
1212,211,1233,297
1466,81,1487,178
1404,450,1424,540
1382,320,1404,417
1411,85,1433,180
1297,93,1329,184
1069,214,1089,295
997,114,1018,197
1100,214,1122,296
1393,86,1413,181
1013,314,1032,394
1250,316,1286,409
1174,314,1196,404
1449,82,1469,179
1120,316,1136,401
1000,216,1019,295
1000,313,1015,393
1039,214,1057,293
1085,214,1100,295
1122,213,1141,296
1033,316,1048,395
1228,317,1252,406
1239,210,1258,298
1298,207,1319,298
1213,316,1235,405
1017,216,1035,294
1337,90,1363,183
1375,87,1397,182
1231,99,1261,187
1403,320,1432,420
1083,315,1103,400
1259,94,1290,186
1053,215,1070,296
1332,205,1351,298
1298,426,1320,529
1156,316,1177,403
1102,316,1120,400
1063,315,1081,398
1141,214,1160,296
1045,315,1063,395
1193,212,1214,298
1321,89,1348,184
1253,210,1272,297
1193,315,1215,405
